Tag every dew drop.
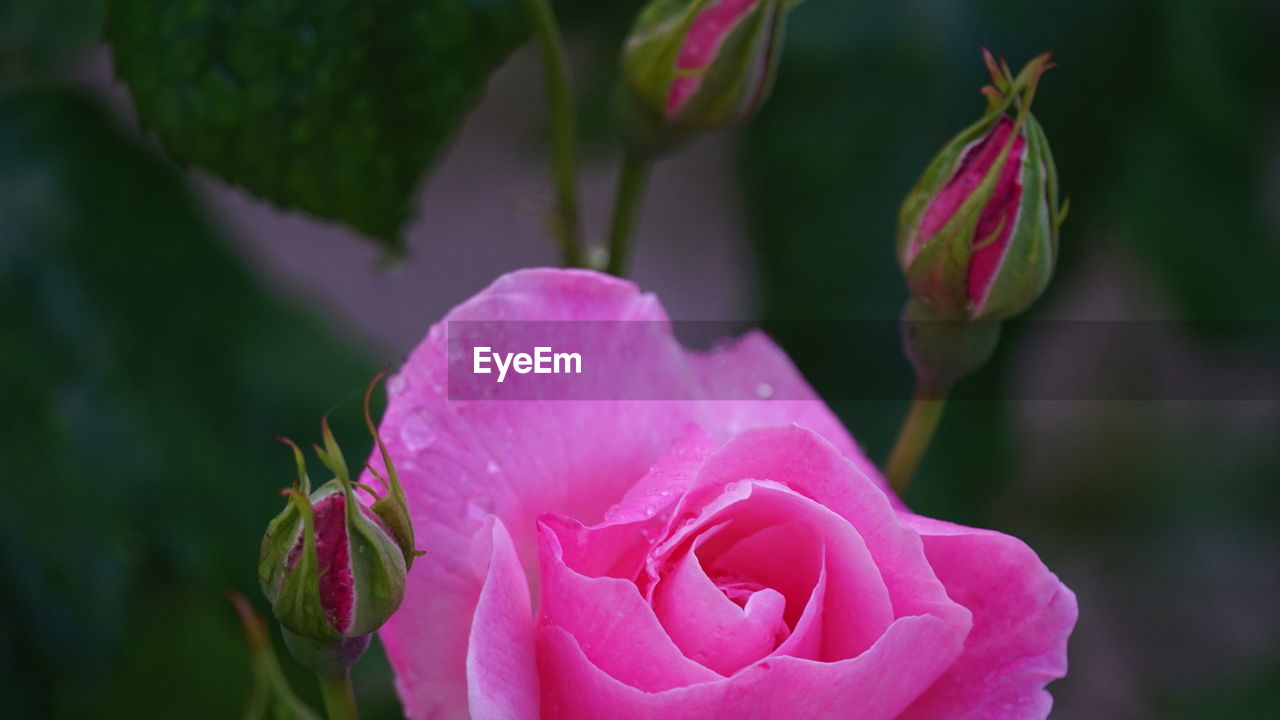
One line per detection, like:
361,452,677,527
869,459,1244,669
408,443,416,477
755,382,774,399
399,409,438,451
644,504,657,517
486,460,500,475
725,481,738,492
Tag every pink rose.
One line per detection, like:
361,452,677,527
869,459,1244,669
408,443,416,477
365,269,1076,720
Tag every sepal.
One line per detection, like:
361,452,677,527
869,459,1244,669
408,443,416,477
228,591,323,720
363,371,422,569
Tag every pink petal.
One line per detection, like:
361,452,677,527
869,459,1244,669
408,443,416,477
911,115,1028,296
607,425,717,528
290,492,354,633
368,269,878,719
668,0,760,114
916,118,1014,242
966,129,1028,309
771,552,825,661
538,613,968,720
899,516,1078,720
651,532,790,675
466,518,539,720
537,515,720,692
653,481,895,660
666,425,962,625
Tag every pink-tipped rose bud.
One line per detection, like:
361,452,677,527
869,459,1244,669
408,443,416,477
258,376,418,672
897,51,1067,321
621,0,798,147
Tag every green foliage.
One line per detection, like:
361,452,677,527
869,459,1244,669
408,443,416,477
0,86,377,717
0,0,103,76
104,0,529,251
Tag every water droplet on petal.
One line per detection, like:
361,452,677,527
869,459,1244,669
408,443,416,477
644,504,657,517
486,460,500,474
755,382,774,399
399,409,438,451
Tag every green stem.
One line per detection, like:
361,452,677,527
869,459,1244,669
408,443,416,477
885,381,951,494
520,0,584,267
317,671,359,720
604,147,653,277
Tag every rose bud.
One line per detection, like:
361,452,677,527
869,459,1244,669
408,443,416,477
621,0,798,151
258,376,418,672
897,51,1068,321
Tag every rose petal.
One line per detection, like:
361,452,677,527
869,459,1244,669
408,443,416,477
772,552,825,661
538,515,720,692
668,0,761,114
466,518,539,720
369,269,879,718
652,532,789,675
608,425,718,528
669,482,895,659
668,426,963,625
538,612,967,720
898,516,1078,720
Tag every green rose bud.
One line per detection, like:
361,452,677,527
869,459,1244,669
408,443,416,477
621,0,800,152
897,50,1068,321
258,374,418,672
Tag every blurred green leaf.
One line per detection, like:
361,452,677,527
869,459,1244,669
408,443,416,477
0,0,103,77
0,85,375,717
1105,0,1280,322
104,0,529,250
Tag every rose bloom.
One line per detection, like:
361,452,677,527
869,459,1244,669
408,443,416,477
362,269,1076,720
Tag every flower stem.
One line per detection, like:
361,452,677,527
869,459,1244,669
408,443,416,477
317,671,359,720
885,381,950,494
604,147,653,277
520,0,584,268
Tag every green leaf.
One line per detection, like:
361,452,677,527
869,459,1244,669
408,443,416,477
103,0,529,251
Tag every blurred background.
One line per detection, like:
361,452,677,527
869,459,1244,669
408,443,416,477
2,0,1278,718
